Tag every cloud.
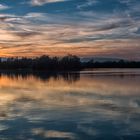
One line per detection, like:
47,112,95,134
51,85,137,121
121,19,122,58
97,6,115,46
0,4,9,10
77,0,99,9
30,0,69,6
0,0,140,59
0,10,140,59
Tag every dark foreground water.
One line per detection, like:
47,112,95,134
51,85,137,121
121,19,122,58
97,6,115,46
0,69,140,140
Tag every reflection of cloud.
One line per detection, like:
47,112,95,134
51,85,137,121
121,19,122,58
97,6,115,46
32,128,76,139
77,124,99,136
0,124,9,131
0,72,140,138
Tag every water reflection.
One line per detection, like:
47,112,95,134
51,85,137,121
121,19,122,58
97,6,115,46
0,71,80,83
0,69,140,140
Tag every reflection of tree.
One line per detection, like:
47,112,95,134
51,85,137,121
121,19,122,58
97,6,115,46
0,71,80,83
56,72,80,84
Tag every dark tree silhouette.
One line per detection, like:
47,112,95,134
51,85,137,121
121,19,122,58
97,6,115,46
0,55,81,70
0,55,140,70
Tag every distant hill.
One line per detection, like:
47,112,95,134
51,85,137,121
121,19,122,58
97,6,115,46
80,57,125,62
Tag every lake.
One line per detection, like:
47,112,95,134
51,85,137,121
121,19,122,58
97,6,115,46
0,69,140,140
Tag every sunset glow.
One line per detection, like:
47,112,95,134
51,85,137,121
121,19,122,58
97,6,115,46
0,0,140,59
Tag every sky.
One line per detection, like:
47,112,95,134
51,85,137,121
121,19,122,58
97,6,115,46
0,0,140,60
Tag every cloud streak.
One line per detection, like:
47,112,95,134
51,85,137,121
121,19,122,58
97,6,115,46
0,0,140,60
30,0,69,6
0,4,9,10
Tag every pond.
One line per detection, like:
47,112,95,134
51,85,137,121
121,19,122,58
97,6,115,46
0,69,140,140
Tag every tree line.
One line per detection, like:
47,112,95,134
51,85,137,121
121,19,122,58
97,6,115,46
82,59,140,68
0,55,140,70
0,55,81,70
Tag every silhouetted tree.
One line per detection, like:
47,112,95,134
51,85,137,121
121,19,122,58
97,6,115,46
0,55,140,70
0,55,81,70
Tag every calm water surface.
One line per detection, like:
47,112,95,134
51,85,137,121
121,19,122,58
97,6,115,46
0,69,140,140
